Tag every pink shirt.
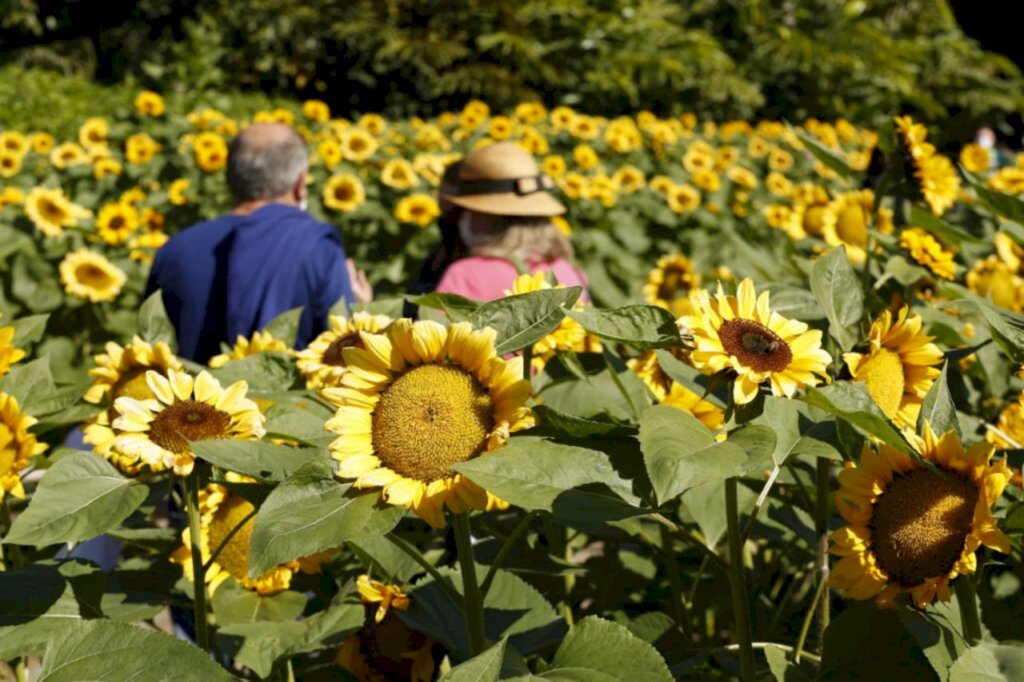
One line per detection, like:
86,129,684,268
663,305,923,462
436,257,590,302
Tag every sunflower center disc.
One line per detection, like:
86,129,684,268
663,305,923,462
0,423,15,472
206,495,258,582
836,204,868,246
77,264,112,288
372,364,493,482
323,332,359,366
107,367,155,421
856,348,905,420
718,319,793,373
658,268,690,301
871,467,978,587
148,400,231,453
41,200,65,223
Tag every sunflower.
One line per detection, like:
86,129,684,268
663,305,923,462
31,132,54,154
93,158,123,179
666,184,701,214
830,425,1011,608
573,144,599,170
303,99,331,122
894,116,961,216
643,255,701,318
59,249,126,303
323,173,365,213
95,202,140,246
125,133,161,165
297,313,393,389
358,114,387,135
0,315,25,379
0,150,21,178
78,117,108,149
208,331,292,368
323,320,535,528
899,228,957,280
515,101,547,123
680,278,832,404
341,129,379,163
134,90,165,117
0,187,25,209
967,257,1023,311
843,307,943,428
821,190,875,265
768,147,794,172
394,194,440,227
171,475,331,596
0,131,28,156
25,186,90,238
49,142,88,170
337,576,435,682
692,169,722,192
380,159,419,190
0,392,48,501
612,165,646,194
110,369,265,476
168,178,191,206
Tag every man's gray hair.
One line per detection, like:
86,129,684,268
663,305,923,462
227,125,309,203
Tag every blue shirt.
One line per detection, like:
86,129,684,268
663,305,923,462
147,204,353,363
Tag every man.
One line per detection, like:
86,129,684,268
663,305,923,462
147,122,371,363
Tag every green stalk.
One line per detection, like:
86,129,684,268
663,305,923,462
385,533,464,608
523,345,533,383
0,496,10,571
452,512,488,656
480,510,539,597
661,524,688,633
203,507,258,572
726,478,756,682
814,457,831,649
184,471,211,652
955,576,983,646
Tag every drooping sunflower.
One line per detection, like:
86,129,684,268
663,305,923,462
830,425,1011,608
324,320,535,528
95,202,140,246
821,189,875,265
0,315,25,379
894,115,961,217
643,254,701,318
843,307,943,428
110,369,265,476
899,228,957,280
323,173,365,213
297,313,393,389
208,331,292,368
337,575,436,682
0,392,48,500
394,193,440,227
680,278,832,405
171,475,334,596
59,249,126,303
25,187,90,238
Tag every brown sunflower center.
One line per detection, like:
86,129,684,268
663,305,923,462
76,264,113,288
109,216,125,231
40,199,67,224
334,184,354,202
372,364,493,482
871,467,978,587
657,268,692,301
206,495,259,583
718,319,793,373
323,332,360,366
148,400,231,454
855,348,905,420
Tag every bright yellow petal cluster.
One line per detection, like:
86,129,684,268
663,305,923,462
324,320,535,528
59,249,126,302
323,173,365,212
0,315,25,379
899,227,957,280
830,425,1011,608
643,254,701,318
843,307,943,428
680,278,832,404
357,575,411,623
110,369,265,476
894,115,961,216
24,186,90,238
296,312,393,389
820,189,874,265
0,392,48,500
208,330,292,368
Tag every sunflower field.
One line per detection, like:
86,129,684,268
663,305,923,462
6,93,1024,681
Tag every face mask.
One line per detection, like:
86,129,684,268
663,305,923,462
298,194,308,211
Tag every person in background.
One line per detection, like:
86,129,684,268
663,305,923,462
408,161,467,296
146,122,372,363
434,142,588,301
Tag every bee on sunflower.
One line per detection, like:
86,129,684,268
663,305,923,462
323,320,535,528
830,425,1011,608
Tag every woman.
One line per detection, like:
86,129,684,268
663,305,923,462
432,142,588,301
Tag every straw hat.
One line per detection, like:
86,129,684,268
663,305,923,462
441,142,565,217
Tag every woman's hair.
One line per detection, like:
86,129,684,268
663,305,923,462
469,214,574,263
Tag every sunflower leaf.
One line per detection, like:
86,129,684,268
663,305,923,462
548,616,674,682
917,361,960,438
136,292,177,350
261,305,304,347
963,169,1024,227
809,246,863,351
791,126,858,182
565,304,683,349
439,637,531,681
3,452,148,547
800,383,915,456
190,439,327,482
409,292,480,323
9,313,49,348
471,286,582,355
948,642,1024,681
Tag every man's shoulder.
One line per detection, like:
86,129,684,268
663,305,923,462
162,215,236,252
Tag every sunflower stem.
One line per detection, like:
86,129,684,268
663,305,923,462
184,471,211,653
660,523,688,634
814,457,831,650
385,533,464,609
602,347,642,422
522,345,533,383
792,569,827,664
480,510,538,597
452,512,488,656
955,576,984,646
726,477,756,682
202,507,257,572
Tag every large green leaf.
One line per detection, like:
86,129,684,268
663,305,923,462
0,560,104,660
208,351,301,391
906,203,983,246
0,357,57,412
800,383,914,455
4,452,148,547
565,305,683,349
137,291,177,349
190,439,328,482
917,361,959,438
532,405,635,439
809,246,864,351
409,292,480,323
653,349,727,409
752,397,841,465
452,438,645,523
548,616,673,682
9,313,49,348
439,638,531,681
964,169,1024,226
211,579,307,624
471,287,582,355
819,603,940,680
261,305,304,346
39,620,236,682
248,462,404,576
263,399,335,447
949,642,1024,681
949,299,1024,365
639,406,753,504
